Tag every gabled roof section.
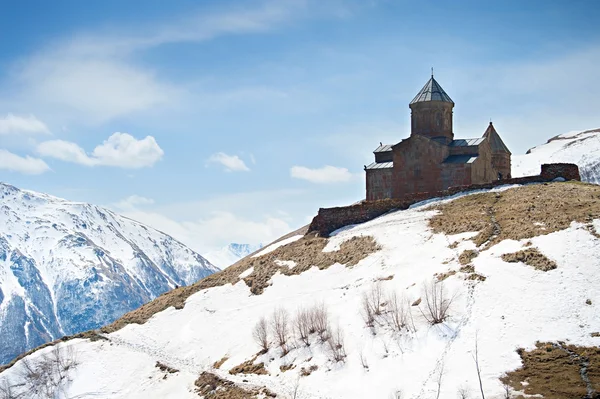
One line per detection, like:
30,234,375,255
373,144,393,153
483,122,511,154
410,76,454,105
450,138,485,147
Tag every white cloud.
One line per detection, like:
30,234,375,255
0,149,50,174
0,114,50,135
207,152,250,172
290,165,353,183
113,195,155,211
118,209,291,254
37,133,164,169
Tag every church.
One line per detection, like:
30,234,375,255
365,74,511,201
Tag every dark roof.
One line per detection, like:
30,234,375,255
365,161,393,170
450,138,485,147
410,76,454,105
483,122,511,154
443,154,478,164
373,144,394,153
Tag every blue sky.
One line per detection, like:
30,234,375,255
1,0,599,253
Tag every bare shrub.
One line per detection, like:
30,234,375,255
294,308,311,347
271,308,290,355
386,291,411,333
326,325,347,363
501,382,512,399
472,332,485,399
361,293,375,328
18,345,78,398
457,386,470,399
309,303,330,342
253,317,269,353
358,349,369,370
361,283,385,329
419,280,454,325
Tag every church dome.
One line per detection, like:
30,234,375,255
410,76,454,105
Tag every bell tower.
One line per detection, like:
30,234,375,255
409,73,454,144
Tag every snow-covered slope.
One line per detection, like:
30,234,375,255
0,182,219,365
2,182,598,398
513,127,600,183
203,243,263,268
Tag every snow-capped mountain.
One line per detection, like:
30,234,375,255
203,243,263,268
513,127,600,183
0,182,219,365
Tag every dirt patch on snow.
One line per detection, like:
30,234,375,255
102,233,379,333
430,182,600,248
194,372,276,398
229,356,268,375
458,249,478,265
502,248,557,271
502,341,600,398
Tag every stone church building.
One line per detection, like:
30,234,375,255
365,75,511,201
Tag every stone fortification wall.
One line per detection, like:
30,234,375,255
308,163,580,237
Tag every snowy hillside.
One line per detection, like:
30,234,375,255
513,127,600,183
203,243,263,269
1,181,598,398
0,182,219,366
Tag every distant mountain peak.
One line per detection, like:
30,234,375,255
0,182,218,365
204,243,263,269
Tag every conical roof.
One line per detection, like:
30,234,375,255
483,122,511,154
410,76,454,105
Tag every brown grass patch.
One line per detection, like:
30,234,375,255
502,248,557,271
459,265,475,274
430,182,600,248
229,356,268,376
279,363,296,372
194,372,276,398
502,341,600,399
458,249,478,265
213,356,229,369
155,361,178,374
300,365,318,376
435,270,456,281
102,232,379,334
465,273,486,281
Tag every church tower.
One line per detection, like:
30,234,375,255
409,74,454,145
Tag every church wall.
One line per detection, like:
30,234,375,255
366,168,393,201
470,141,497,184
441,164,471,188
391,135,449,198
491,153,511,179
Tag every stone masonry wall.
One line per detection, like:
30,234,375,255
308,163,580,237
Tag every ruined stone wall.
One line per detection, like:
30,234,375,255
366,168,393,201
308,163,580,237
541,163,580,181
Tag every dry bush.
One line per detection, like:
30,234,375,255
308,303,330,342
229,357,268,375
457,386,470,399
17,345,78,399
0,379,18,399
419,280,454,325
386,291,411,334
361,283,385,328
253,317,269,353
326,325,347,363
271,308,290,355
294,308,312,347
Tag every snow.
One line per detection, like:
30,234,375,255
2,184,598,398
513,128,600,183
251,235,303,258
238,267,254,278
